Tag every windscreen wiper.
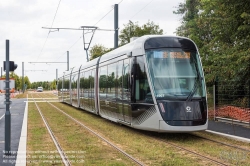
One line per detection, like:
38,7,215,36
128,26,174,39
186,77,201,101
186,54,203,101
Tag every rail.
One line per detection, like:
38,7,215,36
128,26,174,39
31,94,71,166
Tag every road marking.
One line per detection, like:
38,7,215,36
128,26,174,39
206,130,250,143
11,113,20,116
0,114,4,120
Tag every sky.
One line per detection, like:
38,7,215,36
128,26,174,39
0,0,184,83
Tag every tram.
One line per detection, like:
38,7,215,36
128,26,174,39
57,35,208,132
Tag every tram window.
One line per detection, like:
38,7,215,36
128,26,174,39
90,70,94,96
79,72,84,96
146,49,206,99
123,59,130,102
107,63,117,101
71,74,77,89
117,61,123,100
134,56,152,103
64,76,69,90
99,66,107,96
84,71,90,96
57,79,62,91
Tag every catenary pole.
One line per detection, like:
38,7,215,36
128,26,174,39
114,4,118,49
67,51,69,71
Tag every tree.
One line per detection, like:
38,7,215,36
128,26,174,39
24,76,31,89
51,79,57,90
89,44,112,61
174,0,250,96
119,20,163,45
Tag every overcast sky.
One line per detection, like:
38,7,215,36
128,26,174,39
0,0,184,83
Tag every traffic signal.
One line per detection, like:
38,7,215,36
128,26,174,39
3,61,18,72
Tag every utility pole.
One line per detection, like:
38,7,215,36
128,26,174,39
114,4,118,49
67,51,69,71
56,69,58,90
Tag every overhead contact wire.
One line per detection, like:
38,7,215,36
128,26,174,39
36,0,62,62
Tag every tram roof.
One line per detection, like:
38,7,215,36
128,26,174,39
58,35,193,78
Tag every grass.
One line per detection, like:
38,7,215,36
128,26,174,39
55,103,250,165
158,132,250,166
27,103,63,165
33,102,136,166
52,102,246,166
14,91,57,99
15,91,28,99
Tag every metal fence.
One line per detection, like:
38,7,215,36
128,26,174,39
209,80,250,127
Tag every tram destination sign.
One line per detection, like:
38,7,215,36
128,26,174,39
153,51,190,59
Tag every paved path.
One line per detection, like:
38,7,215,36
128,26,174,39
207,120,250,142
0,97,26,166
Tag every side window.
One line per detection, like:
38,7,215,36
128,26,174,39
83,71,89,97
107,63,116,100
123,59,131,102
99,66,107,95
80,71,84,93
71,73,77,89
117,61,123,100
135,56,152,103
64,76,70,91
99,66,108,112
90,70,94,94
57,78,62,91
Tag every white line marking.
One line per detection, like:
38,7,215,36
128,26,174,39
206,130,250,143
0,114,4,120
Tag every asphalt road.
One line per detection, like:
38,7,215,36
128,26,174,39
0,94,26,166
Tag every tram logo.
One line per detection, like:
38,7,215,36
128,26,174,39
186,106,191,112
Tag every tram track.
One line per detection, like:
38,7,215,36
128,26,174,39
190,133,250,153
31,93,250,165
39,94,223,165
33,93,145,166
46,101,229,166
148,134,228,166
30,94,72,166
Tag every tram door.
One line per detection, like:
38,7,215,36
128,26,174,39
87,69,95,113
131,56,153,120
90,69,96,112
117,59,132,123
71,73,78,107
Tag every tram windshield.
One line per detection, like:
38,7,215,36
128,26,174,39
145,48,206,100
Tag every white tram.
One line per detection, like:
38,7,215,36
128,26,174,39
58,35,208,132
